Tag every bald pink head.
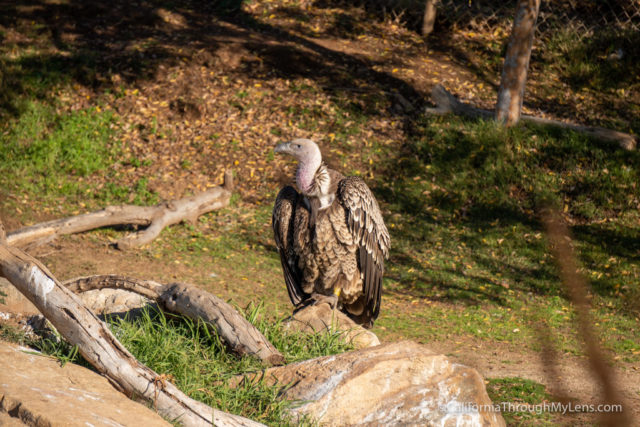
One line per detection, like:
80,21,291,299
274,139,322,194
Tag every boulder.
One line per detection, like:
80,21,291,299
79,288,152,316
0,341,170,426
283,303,380,349
237,341,505,426
1,277,151,318
0,411,27,426
0,278,39,316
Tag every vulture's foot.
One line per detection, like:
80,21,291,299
309,293,340,310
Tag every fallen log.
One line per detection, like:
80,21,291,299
6,171,234,249
425,84,637,150
63,275,285,365
0,243,264,427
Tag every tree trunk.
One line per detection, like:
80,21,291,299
495,0,541,126
426,84,637,150
0,243,263,427
422,0,438,36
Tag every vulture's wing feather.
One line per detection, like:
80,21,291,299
337,177,390,324
272,186,307,305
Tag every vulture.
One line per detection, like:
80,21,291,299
272,138,390,328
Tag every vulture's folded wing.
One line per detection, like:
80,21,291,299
272,186,307,306
337,176,390,324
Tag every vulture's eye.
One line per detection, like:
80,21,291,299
296,144,301,148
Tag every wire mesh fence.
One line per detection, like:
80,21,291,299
346,0,640,35
437,0,640,35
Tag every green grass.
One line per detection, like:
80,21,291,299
0,100,162,215
374,115,640,360
486,377,554,425
2,305,351,425
0,101,115,204
2,102,115,175
544,26,640,95
0,322,29,344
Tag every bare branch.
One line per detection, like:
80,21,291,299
6,175,233,249
63,274,164,299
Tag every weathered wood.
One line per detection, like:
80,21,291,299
159,283,285,365
0,245,264,427
64,274,164,300
63,275,285,366
426,84,637,150
6,171,234,249
426,84,492,119
495,0,541,125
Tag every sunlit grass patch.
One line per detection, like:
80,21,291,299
486,377,554,425
375,115,640,360
0,101,117,208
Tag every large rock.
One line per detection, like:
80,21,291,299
79,288,152,316
238,341,505,426
0,341,170,426
1,278,150,318
283,303,380,349
0,278,39,316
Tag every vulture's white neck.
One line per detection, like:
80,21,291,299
298,163,333,209
295,148,322,195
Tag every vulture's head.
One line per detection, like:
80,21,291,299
274,138,322,166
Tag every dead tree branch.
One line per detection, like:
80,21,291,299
0,244,263,427
63,275,285,366
426,84,637,150
6,171,234,250
64,274,164,300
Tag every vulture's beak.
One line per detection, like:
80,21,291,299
274,142,292,155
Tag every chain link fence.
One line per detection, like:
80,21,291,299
436,0,640,36
338,0,640,35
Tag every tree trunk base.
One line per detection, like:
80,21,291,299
426,84,637,150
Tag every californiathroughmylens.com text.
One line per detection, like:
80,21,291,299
440,402,623,415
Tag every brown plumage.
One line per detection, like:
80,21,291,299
272,139,390,327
